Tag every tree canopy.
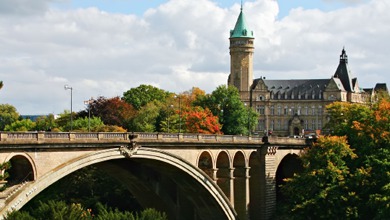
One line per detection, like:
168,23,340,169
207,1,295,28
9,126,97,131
279,98,390,219
122,84,171,110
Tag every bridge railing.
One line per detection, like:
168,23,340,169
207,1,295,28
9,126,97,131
0,132,306,146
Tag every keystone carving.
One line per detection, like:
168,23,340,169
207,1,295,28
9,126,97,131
119,144,139,158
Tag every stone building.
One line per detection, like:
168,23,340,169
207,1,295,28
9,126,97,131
228,7,387,137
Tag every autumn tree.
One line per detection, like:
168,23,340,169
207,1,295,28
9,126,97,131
182,106,221,134
78,96,135,129
279,136,358,219
280,98,390,219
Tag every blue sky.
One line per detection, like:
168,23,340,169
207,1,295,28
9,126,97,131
0,0,387,114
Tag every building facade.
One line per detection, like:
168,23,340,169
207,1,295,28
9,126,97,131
228,8,388,137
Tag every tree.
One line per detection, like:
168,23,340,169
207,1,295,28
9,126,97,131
279,136,358,219
71,117,104,132
4,119,35,131
123,85,171,110
55,110,75,131
79,96,136,129
130,102,161,132
195,85,258,135
280,98,390,219
182,107,221,134
34,114,57,131
0,104,19,130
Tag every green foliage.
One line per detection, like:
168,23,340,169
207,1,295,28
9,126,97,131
4,210,36,220
195,85,258,135
130,102,161,132
136,208,168,220
123,85,170,110
55,110,75,131
4,119,36,131
279,136,358,219
72,117,104,132
34,114,57,131
0,104,20,130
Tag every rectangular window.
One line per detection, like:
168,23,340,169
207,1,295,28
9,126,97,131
277,119,281,130
270,105,274,115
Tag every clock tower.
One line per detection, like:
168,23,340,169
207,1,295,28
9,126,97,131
228,4,254,102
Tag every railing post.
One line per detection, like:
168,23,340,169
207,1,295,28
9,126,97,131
69,133,76,141
37,132,45,142
0,133,7,141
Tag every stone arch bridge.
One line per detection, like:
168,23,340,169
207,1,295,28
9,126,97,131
0,132,308,220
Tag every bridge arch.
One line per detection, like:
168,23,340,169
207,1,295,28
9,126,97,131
215,151,232,202
197,150,214,179
3,153,36,185
275,153,303,203
248,151,263,219
1,147,236,220
233,151,247,218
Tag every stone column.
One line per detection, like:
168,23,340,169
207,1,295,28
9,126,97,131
259,145,278,220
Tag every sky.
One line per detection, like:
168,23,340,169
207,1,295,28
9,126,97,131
0,0,388,115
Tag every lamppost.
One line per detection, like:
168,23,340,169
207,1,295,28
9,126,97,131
167,104,173,133
244,103,250,136
84,98,93,132
64,85,73,131
175,95,182,133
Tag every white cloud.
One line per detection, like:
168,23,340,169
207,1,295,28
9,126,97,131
0,0,388,115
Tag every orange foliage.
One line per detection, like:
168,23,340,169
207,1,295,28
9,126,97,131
183,107,222,134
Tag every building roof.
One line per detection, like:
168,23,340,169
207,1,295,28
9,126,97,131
334,48,354,92
374,83,388,92
252,78,331,96
230,4,254,39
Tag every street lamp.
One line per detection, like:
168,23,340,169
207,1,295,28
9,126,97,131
167,104,173,133
84,98,93,132
64,85,73,131
175,95,182,133
244,103,250,136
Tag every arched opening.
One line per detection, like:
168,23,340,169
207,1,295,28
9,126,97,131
7,155,35,186
216,151,231,202
233,151,247,219
248,151,263,220
294,127,300,136
198,151,213,179
275,154,303,203
4,148,237,220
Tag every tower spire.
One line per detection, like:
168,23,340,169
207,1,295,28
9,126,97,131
241,0,243,11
